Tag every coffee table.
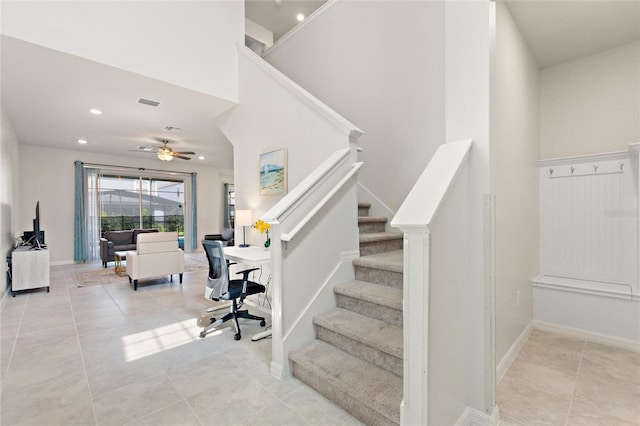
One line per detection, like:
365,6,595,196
114,251,127,276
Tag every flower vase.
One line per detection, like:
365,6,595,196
264,238,270,248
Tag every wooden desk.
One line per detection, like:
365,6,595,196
223,246,272,341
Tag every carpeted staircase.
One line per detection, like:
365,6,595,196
289,202,404,426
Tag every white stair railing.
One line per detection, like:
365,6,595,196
262,143,363,379
390,139,473,425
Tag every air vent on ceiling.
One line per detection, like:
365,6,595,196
163,126,181,132
137,97,160,107
137,146,153,152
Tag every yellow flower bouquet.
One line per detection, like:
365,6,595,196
254,219,271,247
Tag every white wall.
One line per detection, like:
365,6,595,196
264,0,446,213
540,41,640,159
1,107,21,297
216,48,357,239
18,144,230,264
246,18,274,49
493,2,540,366
443,1,494,420
0,1,244,101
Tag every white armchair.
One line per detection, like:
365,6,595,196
126,231,185,291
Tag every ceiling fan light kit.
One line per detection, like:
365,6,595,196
157,150,173,161
130,139,196,161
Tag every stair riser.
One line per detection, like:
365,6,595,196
336,294,403,328
358,206,370,217
355,266,403,289
358,222,386,234
315,325,403,378
291,361,399,426
360,239,403,256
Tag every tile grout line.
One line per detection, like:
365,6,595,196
165,372,206,426
563,338,587,426
2,291,30,381
66,273,100,426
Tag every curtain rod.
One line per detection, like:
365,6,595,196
78,161,195,177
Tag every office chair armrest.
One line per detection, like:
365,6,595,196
235,267,260,279
235,267,260,301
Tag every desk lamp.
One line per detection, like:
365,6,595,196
236,210,252,248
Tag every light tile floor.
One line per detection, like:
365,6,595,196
498,329,640,426
1,257,362,425
5,259,639,426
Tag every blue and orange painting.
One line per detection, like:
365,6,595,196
259,149,287,195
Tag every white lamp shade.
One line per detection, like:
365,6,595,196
235,210,253,227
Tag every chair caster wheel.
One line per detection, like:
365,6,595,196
234,333,241,341
260,320,266,327
199,331,206,338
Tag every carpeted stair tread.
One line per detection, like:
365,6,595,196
359,232,402,243
290,339,402,425
314,308,402,359
353,250,403,273
358,202,372,209
335,280,402,311
358,216,388,224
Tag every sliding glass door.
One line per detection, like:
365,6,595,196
99,174,185,248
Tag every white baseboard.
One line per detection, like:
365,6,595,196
496,322,532,383
50,260,75,266
270,361,284,381
532,320,640,353
455,405,500,426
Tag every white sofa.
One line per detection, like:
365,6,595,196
126,231,185,291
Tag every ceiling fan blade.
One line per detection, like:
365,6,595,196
174,151,196,155
173,154,191,160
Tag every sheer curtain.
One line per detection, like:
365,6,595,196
85,168,99,261
74,162,100,262
74,161,86,262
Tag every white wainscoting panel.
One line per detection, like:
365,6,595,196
539,156,637,290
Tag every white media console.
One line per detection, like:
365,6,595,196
11,246,50,295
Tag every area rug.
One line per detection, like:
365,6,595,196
74,255,209,287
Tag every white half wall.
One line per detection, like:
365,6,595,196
540,41,640,158
0,1,243,101
18,144,230,264
1,107,21,297
493,2,539,367
264,0,446,212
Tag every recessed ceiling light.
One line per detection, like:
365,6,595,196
89,109,102,115
198,156,205,160
296,13,305,22
78,139,88,144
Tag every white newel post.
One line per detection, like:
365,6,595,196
399,228,431,426
269,221,285,380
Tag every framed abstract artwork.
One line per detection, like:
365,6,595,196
259,149,287,195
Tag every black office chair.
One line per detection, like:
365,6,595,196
198,239,266,340
203,228,235,246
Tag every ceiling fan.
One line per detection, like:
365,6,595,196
131,139,196,161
